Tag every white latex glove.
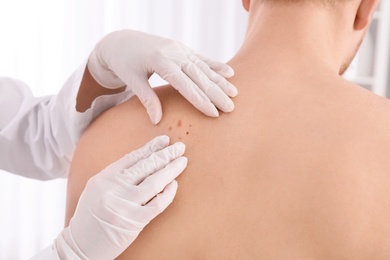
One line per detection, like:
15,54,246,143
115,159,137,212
88,29,238,124
55,135,187,260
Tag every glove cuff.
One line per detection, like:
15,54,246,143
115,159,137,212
55,227,88,260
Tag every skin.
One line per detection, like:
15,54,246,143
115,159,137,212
76,66,125,112
66,0,390,258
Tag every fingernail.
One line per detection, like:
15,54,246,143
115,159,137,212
226,98,235,112
224,67,235,78
154,135,170,147
228,82,238,97
175,156,188,169
149,109,162,124
210,105,219,117
173,142,186,155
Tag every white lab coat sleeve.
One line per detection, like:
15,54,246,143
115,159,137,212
28,243,61,260
0,60,135,180
29,235,84,260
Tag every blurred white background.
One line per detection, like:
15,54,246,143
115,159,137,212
0,0,388,259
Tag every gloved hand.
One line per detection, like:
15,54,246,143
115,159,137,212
88,29,238,124
55,135,187,260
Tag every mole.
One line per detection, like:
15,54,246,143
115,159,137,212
186,132,189,135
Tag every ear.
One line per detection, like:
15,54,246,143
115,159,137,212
242,0,250,12
354,0,379,30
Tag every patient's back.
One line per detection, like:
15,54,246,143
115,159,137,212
66,69,390,259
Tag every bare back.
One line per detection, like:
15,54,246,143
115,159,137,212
66,68,390,259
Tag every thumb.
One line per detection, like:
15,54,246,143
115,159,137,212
131,79,163,124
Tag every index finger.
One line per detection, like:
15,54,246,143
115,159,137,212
156,64,219,117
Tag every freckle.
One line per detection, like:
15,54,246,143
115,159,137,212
189,124,192,127
168,126,172,131
179,136,182,140
186,132,189,135
177,120,182,127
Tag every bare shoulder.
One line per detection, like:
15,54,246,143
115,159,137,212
65,85,210,223
340,80,390,158
340,79,390,127
72,85,197,173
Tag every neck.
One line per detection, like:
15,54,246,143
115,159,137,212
229,3,348,78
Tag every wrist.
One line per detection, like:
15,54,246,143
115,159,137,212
76,65,125,112
55,227,88,260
